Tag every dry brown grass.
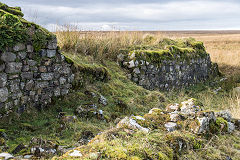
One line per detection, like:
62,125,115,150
161,32,240,76
56,28,240,76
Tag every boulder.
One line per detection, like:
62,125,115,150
117,117,149,133
0,153,14,160
128,60,135,68
180,98,201,115
164,122,178,132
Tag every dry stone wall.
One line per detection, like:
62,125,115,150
0,38,74,117
120,49,219,90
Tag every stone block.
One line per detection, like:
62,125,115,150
18,52,27,59
27,45,34,52
41,73,54,80
0,87,8,102
5,62,22,73
13,43,26,51
21,72,34,79
47,50,56,58
1,52,16,62
0,73,7,87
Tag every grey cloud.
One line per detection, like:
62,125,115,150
1,0,240,31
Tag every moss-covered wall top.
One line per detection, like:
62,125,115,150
0,2,55,52
118,38,220,90
124,38,208,65
0,3,74,118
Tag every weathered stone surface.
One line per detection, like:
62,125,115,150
5,62,22,73
0,64,5,72
0,87,8,102
99,95,107,106
0,24,74,117
228,122,235,133
41,73,54,81
68,150,82,157
47,50,56,58
1,52,16,62
117,117,149,133
13,43,25,51
54,87,61,96
164,122,177,132
39,49,47,57
180,98,201,115
47,38,57,50
216,110,232,122
0,152,14,159
27,45,34,52
122,55,219,90
59,77,66,85
18,52,27,59
36,81,49,89
21,72,33,79
39,66,47,73
10,80,20,92
0,73,7,87
28,60,37,66
128,60,135,68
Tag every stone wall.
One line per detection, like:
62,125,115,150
121,52,219,90
0,39,74,117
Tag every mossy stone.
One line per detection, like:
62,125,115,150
0,2,55,51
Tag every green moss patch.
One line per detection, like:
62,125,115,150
0,2,55,51
126,38,208,64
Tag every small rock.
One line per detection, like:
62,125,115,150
128,52,135,59
47,50,56,58
180,98,201,115
117,54,125,63
0,73,7,87
69,150,82,157
216,110,232,122
164,122,177,132
26,45,34,52
169,112,181,122
0,152,14,160
0,88,8,103
166,103,179,112
23,155,33,159
133,68,140,74
128,60,135,68
99,95,107,105
227,122,235,133
133,116,145,121
148,108,163,114
117,117,149,133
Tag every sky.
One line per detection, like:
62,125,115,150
2,0,240,31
